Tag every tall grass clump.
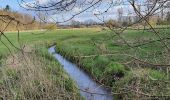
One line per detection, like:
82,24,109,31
113,68,170,99
0,46,82,100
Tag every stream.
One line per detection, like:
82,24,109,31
48,46,113,100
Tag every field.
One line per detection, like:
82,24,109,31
0,28,170,99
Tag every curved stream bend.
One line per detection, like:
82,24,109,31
48,46,113,100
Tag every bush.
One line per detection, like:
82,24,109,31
105,62,125,74
106,19,121,28
44,23,57,30
100,62,126,86
93,56,110,70
149,70,166,80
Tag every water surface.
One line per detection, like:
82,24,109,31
48,46,113,100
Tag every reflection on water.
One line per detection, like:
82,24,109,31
48,46,113,100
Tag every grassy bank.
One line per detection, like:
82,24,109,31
0,28,170,99
0,45,82,99
54,28,170,99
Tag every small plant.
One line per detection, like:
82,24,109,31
100,62,127,86
94,56,110,70
149,69,166,80
105,62,126,74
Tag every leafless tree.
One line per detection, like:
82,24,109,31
117,7,123,22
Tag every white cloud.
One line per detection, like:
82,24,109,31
93,9,100,15
36,0,49,5
20,0,50,9
73,7,82,13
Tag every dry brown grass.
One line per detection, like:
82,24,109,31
0,47,82,100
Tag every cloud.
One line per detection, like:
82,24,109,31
73,7,82,13
20,0,50,9
93,9,100,15
36,0,49,5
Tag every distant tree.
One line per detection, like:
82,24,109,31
149,16,158,26
117,8,123,22
4,5,11,11
84,19,97,27
70,20,81,28
166,12,170,23
106,19,121,28
166,2,170,18
157,1,170,20
136,4,141,21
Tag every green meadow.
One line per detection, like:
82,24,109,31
0,28,170,99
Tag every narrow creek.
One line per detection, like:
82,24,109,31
48,46,113,100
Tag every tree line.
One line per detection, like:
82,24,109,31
0,5,57,31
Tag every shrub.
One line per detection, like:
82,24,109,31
105,62,125,74
93,56,110,70
100,62,126,86
149,70,166,80
106,19,121,28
